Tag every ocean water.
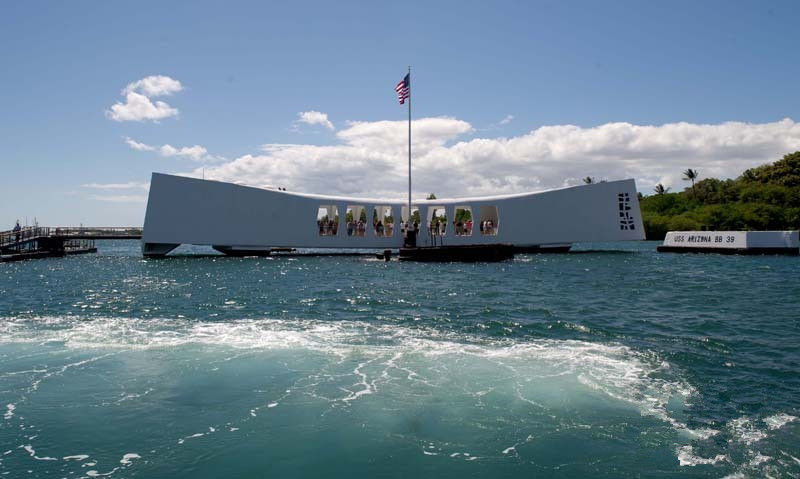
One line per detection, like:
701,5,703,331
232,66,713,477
0,241,798,478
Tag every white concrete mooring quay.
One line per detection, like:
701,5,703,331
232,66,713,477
658,231,799,255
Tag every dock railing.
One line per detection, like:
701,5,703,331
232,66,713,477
0,226,142,249
0,227,48,248
47,227,143,239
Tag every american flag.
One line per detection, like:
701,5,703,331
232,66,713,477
395,73,410,104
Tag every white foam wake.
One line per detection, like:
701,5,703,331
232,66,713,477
119,453,140,465
682,413,799,475
676,445,728,466
0,315,696,426
0,314,758,470
763,413,797,430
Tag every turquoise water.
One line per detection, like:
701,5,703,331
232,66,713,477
1,241,798,478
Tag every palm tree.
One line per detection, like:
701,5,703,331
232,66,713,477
682,169,698,197
583,176,595,184
654,183,670,195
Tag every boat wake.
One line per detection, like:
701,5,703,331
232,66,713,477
0,316,796,477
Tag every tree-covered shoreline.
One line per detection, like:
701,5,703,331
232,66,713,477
639,152,800,240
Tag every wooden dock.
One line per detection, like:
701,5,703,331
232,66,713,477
0,226,141,262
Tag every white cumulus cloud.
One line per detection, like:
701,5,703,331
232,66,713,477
337,117,471,152
181,117,800,199
499,115,514,125
81,181,149,190
88,194,148,203
124,137,155,151
296,111,335,130
107,75,183,122
123,75,183,97
124,137,221,162
159,144,212,162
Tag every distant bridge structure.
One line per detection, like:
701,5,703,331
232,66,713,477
0,226,142,262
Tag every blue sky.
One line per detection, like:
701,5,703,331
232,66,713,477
2,1,799,226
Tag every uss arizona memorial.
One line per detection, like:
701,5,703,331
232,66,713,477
141,173,645,256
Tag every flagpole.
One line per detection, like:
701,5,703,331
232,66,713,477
407,66,411,228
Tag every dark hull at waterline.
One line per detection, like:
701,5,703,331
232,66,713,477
399,244,516,262
657,245,799,255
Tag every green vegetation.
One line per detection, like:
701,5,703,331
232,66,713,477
639,152,800,239
682,168,699,197
372,209,394,225
345,209,368,223
454,208,472,223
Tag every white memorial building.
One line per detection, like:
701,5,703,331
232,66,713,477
141,173,645,256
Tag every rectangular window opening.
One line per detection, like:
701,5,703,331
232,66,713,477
373,206,394,237
426,206,448,236
454,206,473,236
345,205,366,237
317,205,339,236
479,205,499,236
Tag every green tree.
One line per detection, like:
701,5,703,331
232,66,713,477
682,168,699,197
454,208,472,223
654,183,670,195
638,151,800,239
